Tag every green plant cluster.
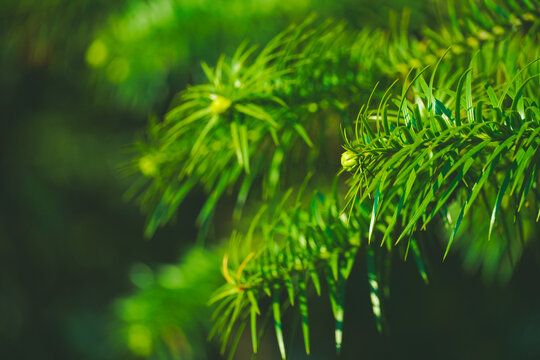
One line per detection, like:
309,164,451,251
125,0,540,358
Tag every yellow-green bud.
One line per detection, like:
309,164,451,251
425,54,437,65
492,26,505,35
139,155,159,177
396,62,409,74
451,45,464,55
210,94,231,115
523,13,535,21
477,30,491,41
466,37,479,48
409,58,422,69
417,41,428,54
341,150,358,171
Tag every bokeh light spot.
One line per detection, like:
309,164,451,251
127,324,153,356
130,263,154,288
106,57,130,83
86,39,108,67
158,265,184,289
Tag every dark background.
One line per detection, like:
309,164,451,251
1,0,539,359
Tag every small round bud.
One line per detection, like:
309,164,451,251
492,26,504,35
341,150,358,171
139,155,159,177
466,37,479,48
477,30,491,41
523,13,535,21
210,94,231,114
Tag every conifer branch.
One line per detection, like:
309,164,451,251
124,1,540,358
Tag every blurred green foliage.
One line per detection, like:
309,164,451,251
84,0,431,111
115,248,223,358
1,0,540,359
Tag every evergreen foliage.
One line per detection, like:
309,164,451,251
125,0,540,358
